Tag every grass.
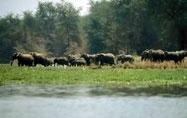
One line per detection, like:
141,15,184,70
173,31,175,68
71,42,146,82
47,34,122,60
0,64,187,87
117,56,187,69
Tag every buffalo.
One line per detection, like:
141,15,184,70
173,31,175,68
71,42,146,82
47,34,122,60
81,53,96,66
70,58,86,66
95,53,115,66
141,49,151,61
68,54,86,66
11,52,34,66
164,51,185,63
54,57,69,66
141,49,165,62
149,49,165,62
30,52,52,66
117,54,134,63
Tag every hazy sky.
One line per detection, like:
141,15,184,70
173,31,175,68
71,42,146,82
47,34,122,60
0,0,90,16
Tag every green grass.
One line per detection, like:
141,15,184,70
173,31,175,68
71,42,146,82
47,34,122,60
0,64,187,87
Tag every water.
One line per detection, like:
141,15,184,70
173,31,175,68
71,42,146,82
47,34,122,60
0,85,187,118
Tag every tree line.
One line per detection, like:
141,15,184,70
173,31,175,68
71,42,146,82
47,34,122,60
0,0,187,63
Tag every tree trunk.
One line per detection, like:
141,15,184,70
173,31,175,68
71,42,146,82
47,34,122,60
179,26,187,50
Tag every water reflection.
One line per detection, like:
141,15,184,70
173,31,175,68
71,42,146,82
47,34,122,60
0,85,187,98
0,85,187,118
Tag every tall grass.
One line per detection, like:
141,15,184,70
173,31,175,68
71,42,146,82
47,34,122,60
117,56,187,69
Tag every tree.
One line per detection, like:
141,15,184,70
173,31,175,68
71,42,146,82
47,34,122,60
86,0,114,53
147,0,187,50
55,1,82,56
0,14,21,62
36,2,57,54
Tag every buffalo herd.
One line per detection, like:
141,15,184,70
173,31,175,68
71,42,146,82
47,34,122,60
141,49,187,63
10,49,187,67
11,52,53,67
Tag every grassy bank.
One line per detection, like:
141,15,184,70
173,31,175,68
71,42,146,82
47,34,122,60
0,64,187,87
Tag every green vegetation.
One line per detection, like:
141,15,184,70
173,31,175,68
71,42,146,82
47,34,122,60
0,64,187,87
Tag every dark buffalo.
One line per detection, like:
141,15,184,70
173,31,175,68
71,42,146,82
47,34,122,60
117,54,134,63
81,53,96,66
141,49,165,62
165,51,186,63
95,53,115,66
30,52,51,66
54,57,69,66
176,50,187,62
141,49,151,61
149,49,165,62
164,51,179,63
44,58,53,66
11,53,34,66
69,58,86,66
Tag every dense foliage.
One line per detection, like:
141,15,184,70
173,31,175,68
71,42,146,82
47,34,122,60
0,0,187,63
0,1,82,62
85,0,187,54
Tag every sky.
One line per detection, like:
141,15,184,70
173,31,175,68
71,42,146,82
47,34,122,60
0,0,90,16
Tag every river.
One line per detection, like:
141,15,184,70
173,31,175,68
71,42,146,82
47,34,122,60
0,85,187,118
